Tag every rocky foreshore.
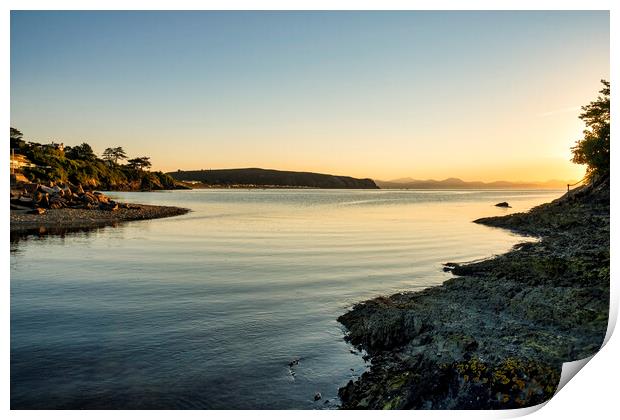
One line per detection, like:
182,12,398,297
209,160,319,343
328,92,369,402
337,176,609,409
10,182,189,233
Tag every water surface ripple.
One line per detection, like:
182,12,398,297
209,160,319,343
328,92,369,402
11,189,562,409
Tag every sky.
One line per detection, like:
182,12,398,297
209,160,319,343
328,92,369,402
10,11,609,182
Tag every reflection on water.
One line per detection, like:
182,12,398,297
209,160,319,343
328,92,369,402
10,225,117,250
10,189,563,409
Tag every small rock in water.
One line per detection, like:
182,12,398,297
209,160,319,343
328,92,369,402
495,202,511,208
314,392,322,401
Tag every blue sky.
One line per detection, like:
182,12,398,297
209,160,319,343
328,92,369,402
10,11,609,181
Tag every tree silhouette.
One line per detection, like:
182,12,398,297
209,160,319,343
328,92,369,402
571,80,610,180
66,142,96,161
102,146,128,164
127,156,152,171
10,127,23,141
10,127,25,151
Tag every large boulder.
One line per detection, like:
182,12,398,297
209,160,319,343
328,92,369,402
94,191,109,204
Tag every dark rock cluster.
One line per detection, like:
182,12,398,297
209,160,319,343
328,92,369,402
10,183,136,214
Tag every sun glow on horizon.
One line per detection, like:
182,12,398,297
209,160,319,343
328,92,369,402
10,11,608,184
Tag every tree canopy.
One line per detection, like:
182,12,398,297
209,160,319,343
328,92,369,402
571,80,610,180
65,142,97,161
127,156,152,171
10,127,26,151
10,127,23,141
102,146,128,164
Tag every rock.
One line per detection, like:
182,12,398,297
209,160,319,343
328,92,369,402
81,192,98,204
94,192,109,204
36,193,50,208
314,392,322,401
288,358,300,367
28,207,46,215
39,185,56,195
23,183,39,194
495,202,511,208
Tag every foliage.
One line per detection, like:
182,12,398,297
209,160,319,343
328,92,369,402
12,129,178,191
571,80,610,180
10,127,23,141
65,142,97,161
127,156,152,170
10,127,26,151
102,146,128,164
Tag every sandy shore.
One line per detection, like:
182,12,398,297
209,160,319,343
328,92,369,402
10,203,190,233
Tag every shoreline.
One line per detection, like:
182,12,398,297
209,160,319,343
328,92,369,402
337,177,609,409
10,203,190,234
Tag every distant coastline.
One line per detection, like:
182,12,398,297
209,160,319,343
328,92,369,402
169,168,379,189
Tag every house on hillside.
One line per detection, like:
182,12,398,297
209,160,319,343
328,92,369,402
10,151,36,174
10,151,35,184
43,142,65,155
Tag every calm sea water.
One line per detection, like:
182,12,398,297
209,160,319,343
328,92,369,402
10,189,562,409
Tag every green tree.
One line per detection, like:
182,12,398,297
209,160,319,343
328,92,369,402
102,146,128,164
10,127,26,151
66,142,97,161
10,127,23,141
571,80,610,180
127,156,152,171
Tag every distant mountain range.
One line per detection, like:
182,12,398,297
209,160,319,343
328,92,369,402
168,168,571,190
168,168,379,189
375,177,572,189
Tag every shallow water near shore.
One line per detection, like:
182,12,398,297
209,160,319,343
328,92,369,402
10,189,563,409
